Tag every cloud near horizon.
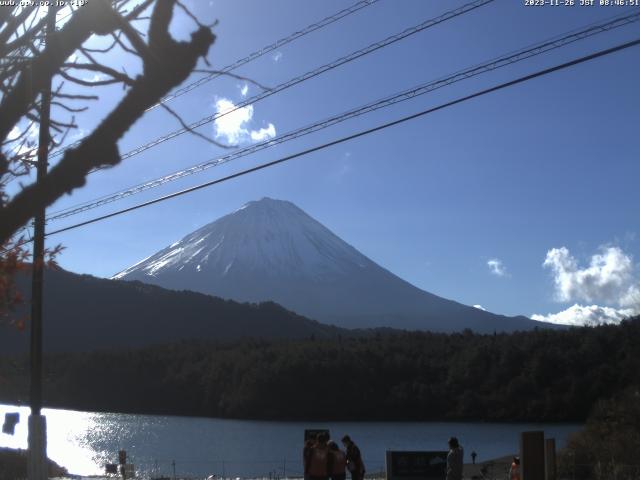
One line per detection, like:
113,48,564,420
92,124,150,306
213,98,276,145
533,246,640,326
531,304,635,327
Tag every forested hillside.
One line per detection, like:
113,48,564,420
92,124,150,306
2,268,344,354
1,317,638,422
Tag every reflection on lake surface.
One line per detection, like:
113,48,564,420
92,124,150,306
1,403,581,479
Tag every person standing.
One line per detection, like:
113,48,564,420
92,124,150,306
328,441,347,480
303,438,315,480
446,437,464,480
308,432,331,480
509,456,521,480
471,451,477,465
342,435,365,480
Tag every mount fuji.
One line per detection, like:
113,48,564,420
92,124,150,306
114,198,545,332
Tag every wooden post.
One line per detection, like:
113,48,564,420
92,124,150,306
520,431,545,480
545,438,556,480
28,5,56,480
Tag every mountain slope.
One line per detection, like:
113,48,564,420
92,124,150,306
1,267,343,354
114,198,547,333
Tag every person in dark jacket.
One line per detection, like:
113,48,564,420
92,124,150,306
446,437,463,480
328,441,347,480
341,435,365,480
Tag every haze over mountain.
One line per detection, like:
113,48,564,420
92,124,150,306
114,198,550,333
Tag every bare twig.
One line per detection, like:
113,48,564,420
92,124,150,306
53,92,99,101
61,62,136,86
160,102,234,149
110,31,140,56
58,70,124,87
193,69,271,91
51,101,88,113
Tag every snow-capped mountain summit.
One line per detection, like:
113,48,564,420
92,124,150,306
114,198,543,332
116,197,374,282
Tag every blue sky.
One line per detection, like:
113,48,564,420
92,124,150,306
10,0,640,325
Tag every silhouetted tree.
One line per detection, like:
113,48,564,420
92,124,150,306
0,0,218,319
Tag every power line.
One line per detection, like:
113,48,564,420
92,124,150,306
48,0,380,157
45,9,640,222
43,37,640,239
48,0,495,164
147,0,381,110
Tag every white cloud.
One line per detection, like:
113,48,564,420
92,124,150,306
7,125,21,141
535,246,640,326
5,124,38,159
620,284,640,309
81,72,106,82
250,124,276,141
6,124,37,142
68,128,87,142
531,304,635,327
487,258,507,277
214,98,253,144
272,51,283,62
473,305,486,311
213,98,276,145
543,246,636,304
239,83,248,97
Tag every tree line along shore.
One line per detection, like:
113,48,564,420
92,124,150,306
0,317,638,422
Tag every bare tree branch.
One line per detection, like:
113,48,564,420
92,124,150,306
110,31,140,56
53,92,99,101
50,101,88,113
1,10,48,57
0,0,119,141
58,69,124,87
0,5,37,49
0,0,216,244
62,62,136,86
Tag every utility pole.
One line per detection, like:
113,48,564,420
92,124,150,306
28,5,57,480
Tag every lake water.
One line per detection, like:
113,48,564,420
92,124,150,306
0,403,581,479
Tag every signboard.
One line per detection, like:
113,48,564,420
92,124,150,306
304,429,330,442
386,451,448,480
2,412,19,435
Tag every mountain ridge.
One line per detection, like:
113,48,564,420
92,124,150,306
1,267,345,354
114,197,549,333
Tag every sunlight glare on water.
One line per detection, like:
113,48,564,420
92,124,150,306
0,404,108,475
1,403,583,479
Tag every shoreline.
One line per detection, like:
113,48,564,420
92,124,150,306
0,444,517,480
0,399,586,424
